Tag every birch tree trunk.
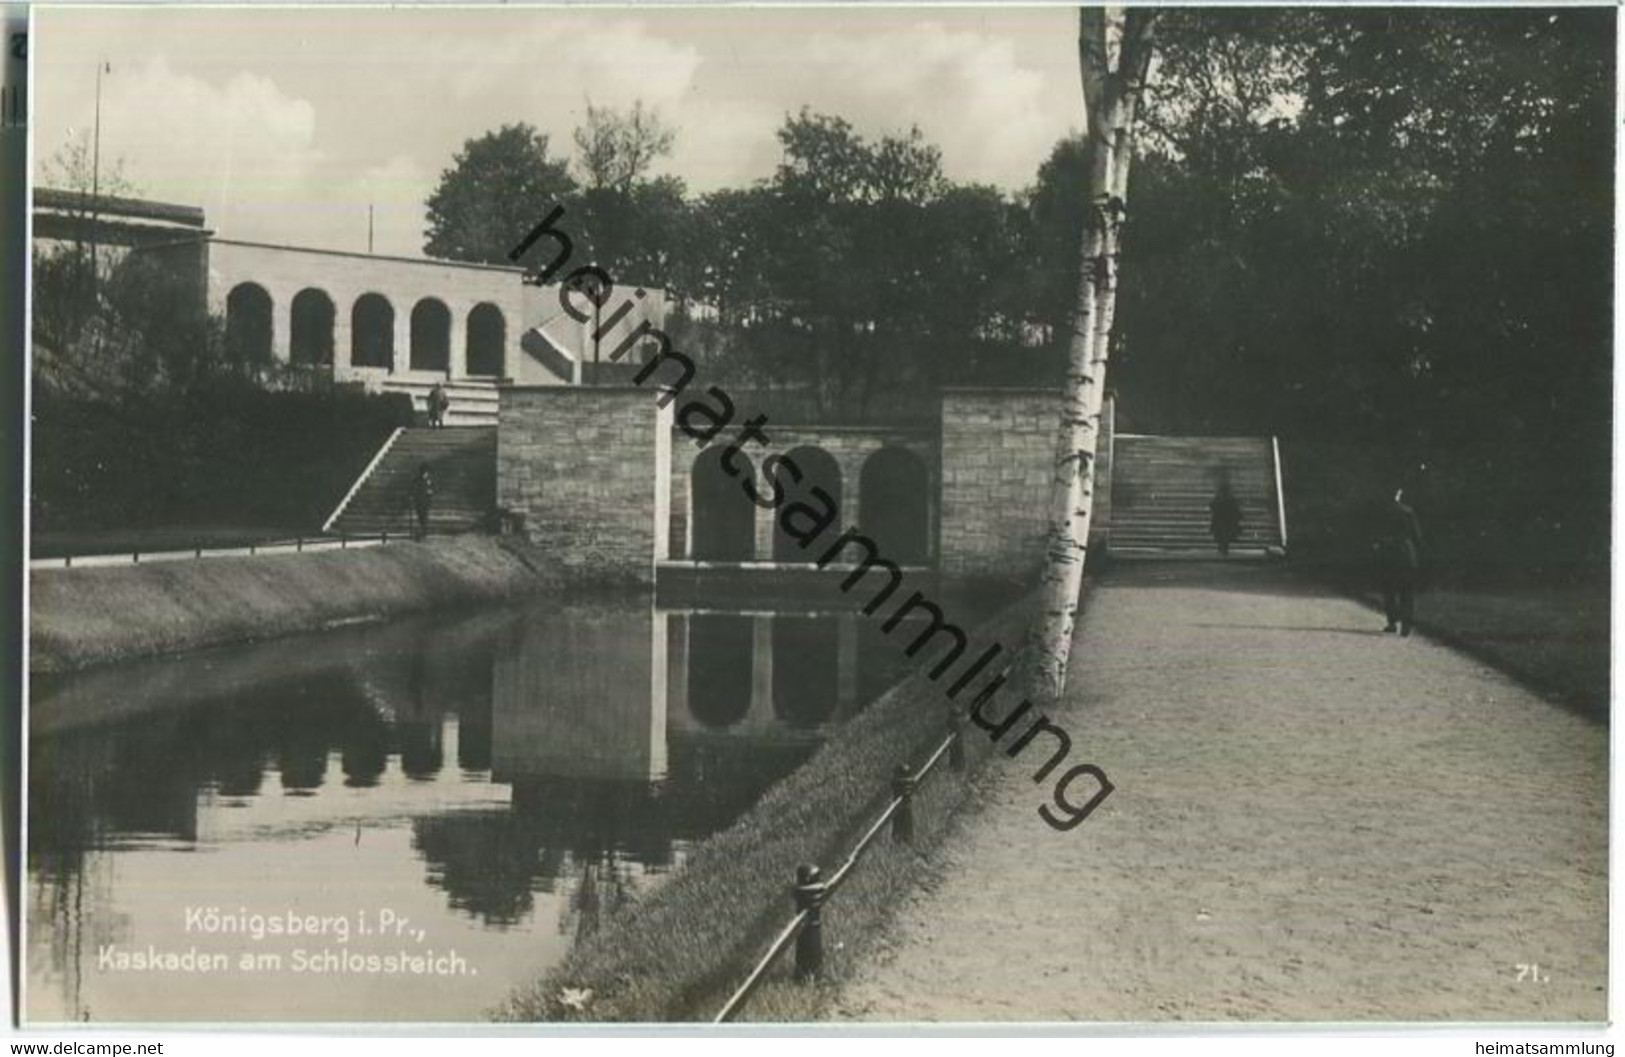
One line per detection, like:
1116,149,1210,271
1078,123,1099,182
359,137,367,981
1031,6,1158,704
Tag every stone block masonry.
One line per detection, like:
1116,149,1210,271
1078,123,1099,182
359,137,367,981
497,386,672,586
938,388,1110,581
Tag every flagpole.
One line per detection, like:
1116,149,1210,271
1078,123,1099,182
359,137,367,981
89,58,106,298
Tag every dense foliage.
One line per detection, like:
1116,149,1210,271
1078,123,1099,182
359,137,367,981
426,9,1609,565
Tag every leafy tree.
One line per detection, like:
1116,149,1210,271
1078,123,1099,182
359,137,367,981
424,123,576,264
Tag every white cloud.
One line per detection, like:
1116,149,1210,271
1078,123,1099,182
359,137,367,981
58,58,324,235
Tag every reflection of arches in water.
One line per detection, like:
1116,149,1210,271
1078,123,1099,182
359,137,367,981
277,735,328,791
690,447,756,561
457,714,493,773
685,615,753,729
773,446,842,563
341,711,390,788
772,617,839,728
860,446,931,565
397,720,444,781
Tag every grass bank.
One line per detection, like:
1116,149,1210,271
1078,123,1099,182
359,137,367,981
29,535,560,674
497,589,1050,1023
1338,570,1609,719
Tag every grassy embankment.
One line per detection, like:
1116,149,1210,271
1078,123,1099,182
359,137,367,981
498,589,1054,1023
29,535,561,673
1285,440,1608,717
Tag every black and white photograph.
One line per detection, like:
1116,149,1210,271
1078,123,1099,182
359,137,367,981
13,1,1615,1032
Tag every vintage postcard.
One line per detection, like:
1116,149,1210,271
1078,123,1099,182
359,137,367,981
18,3,1613,1032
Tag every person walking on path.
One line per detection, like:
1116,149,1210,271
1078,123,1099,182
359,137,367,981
411,463,434,541
1208,479,1243,557
427,383,450,428
1375,486,1424,635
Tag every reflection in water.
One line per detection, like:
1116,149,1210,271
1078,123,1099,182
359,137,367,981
26,597,942,1023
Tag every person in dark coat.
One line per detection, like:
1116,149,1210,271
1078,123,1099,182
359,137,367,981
1209,480,1243,557
411,463,434,541
427,383,449,428
1374,487,1424,636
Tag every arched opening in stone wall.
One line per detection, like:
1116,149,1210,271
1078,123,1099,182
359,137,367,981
690,447,757,561
410,298,452,373
466,303,506,377
859,446,931,565
289,287,335,366
351,293,395,369
686,614,753,729
772,445,842,563
225,282,273,365
772,616,838,728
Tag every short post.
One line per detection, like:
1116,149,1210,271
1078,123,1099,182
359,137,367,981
947,709,966,772
296,536,304,552
132,550,140,564
341,533,348,550
195,542,203,559
382,531,389,544
891,763,916,844
792,863,826,981
249,543,256,555
63,554,72,569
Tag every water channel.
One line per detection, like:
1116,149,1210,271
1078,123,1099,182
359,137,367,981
26,595,956,1023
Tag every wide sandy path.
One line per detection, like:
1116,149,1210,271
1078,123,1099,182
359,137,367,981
833,562,1607,1022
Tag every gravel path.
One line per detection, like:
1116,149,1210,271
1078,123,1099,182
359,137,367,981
832,562,1607,1022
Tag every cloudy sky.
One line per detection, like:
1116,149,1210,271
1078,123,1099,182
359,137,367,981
33,6,1085,258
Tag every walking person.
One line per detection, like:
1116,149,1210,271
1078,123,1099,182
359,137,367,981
1209,479,1243,557
1374,487,1424,636
411,463,434,542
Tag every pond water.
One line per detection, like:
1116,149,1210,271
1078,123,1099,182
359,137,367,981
26,597,940,1023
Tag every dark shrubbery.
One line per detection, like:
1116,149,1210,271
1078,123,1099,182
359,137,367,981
32,380,413,538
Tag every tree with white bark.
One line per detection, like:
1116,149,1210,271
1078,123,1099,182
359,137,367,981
1031,6,1159,703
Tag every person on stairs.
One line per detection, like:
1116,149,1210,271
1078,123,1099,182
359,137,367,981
427,383,450,428
411,463,434,542
1209,478,1243,557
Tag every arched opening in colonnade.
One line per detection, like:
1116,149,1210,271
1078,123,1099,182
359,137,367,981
772,446,842,563
225,282,273,365
351,293,395,369
467,303,506,377
690,447,757,561
859,446,931,565
410,298,451,373
289,287,335,366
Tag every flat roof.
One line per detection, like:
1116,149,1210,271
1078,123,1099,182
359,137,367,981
34,187,206,228
209,238,527,275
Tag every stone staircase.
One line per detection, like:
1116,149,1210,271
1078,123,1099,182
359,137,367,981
379,378,504,427
325,427,497,537
1108,434,1286,556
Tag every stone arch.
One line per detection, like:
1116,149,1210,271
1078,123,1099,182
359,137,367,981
686,615,753,729
410,297,452,373
691,446,757,561
860,446,931,564
289,287,335,366
466,302,506,377
773,445,842,563
351,293,395,369
771,617,838,728
225,282,273,364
